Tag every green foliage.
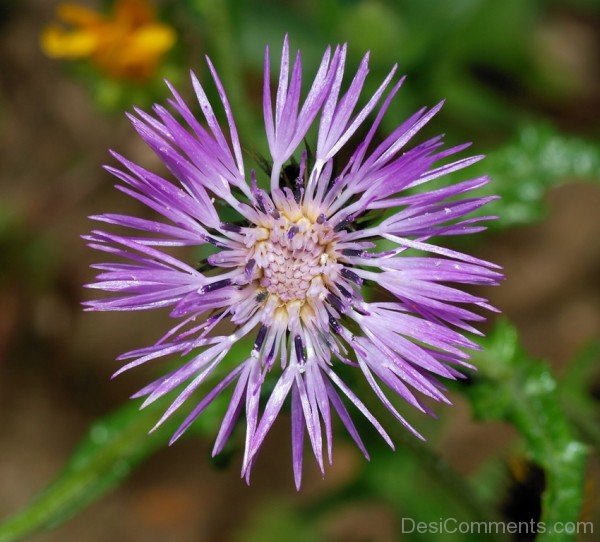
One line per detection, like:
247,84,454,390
0,337,253,542
0,396,225,542
336,1,405,63
466,320,589,541
360,437,506,542
559,340,600,452
235,501,324,542
469,124,600,228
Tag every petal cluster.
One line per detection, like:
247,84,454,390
85,37,502,488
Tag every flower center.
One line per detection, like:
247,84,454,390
249,211,338,305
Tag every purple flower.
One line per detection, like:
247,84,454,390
85,37,502,488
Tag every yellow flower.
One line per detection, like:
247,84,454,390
41,0,176,80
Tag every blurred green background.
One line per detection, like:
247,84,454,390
0,0,599,541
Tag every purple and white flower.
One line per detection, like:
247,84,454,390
85,37,501,488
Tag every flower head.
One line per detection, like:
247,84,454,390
41,0,175,80
85,37,502,488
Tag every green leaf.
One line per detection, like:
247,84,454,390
336,1,406,65
0,334,251,541
466,320,589,542
360,435,507,542
466,124,600,229
559,340,600,452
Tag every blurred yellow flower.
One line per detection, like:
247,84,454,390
41,0,176,80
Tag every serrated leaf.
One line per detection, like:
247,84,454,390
466,320,589,542
467,124,600,229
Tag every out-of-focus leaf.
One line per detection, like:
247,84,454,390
361,435,507,542
466,320,588,542
559,340,600,452
235,501,324,542
0,331,257,542
466,124,600,228
336,1,405,64
0,395,220,542
236,0,328,69
181,0,255,140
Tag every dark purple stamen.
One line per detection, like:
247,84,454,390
341,249,365,257
206,310,224,324
294,335,306,363
245,258,256,278
255,290,268,302
354,305,371,316
255,194,267,213
254,325,268,351
341,267,363,285
293,180,304,200
327,292,345,313
288,226,299,239
205,236,229,249
334,214,355,232
328,314,341,334
220,222,242,233
293,184,303,204
200,278,232,293
316,213,326,224
265,342,277,367
337,284,354,299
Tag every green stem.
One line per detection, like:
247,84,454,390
467,320,589,542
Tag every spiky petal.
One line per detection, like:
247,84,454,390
85,37,502,488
